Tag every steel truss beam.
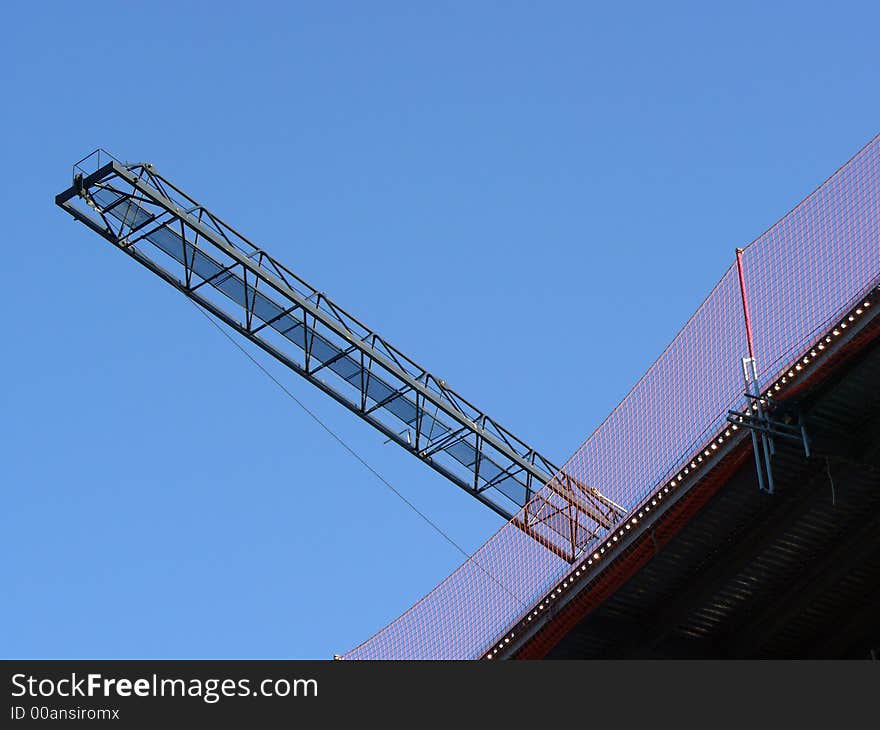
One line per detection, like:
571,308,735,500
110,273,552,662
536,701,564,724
56,150,625,559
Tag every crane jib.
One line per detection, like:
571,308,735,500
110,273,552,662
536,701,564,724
56,150,627,562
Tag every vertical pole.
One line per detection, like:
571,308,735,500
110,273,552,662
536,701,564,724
735,247,756,361
736,248,772,493
743,357,767,495
761,425,776,495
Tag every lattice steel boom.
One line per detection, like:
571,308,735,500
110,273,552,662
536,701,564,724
56,150,625,561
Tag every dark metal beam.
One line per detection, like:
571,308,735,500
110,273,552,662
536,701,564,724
725,508,880,657
55,150,625,557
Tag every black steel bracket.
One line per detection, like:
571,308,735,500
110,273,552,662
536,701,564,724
728,392,811,494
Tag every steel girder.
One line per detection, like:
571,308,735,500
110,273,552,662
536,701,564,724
56,150,625,558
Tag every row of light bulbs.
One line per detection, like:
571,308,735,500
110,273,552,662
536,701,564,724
486,285,878,659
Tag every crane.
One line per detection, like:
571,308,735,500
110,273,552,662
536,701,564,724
56,150,626,562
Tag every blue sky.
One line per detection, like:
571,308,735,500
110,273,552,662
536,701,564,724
1,2,878,658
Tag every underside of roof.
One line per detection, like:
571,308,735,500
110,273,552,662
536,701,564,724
529,319,880,659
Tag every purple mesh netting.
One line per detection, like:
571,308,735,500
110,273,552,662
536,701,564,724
344,134,880,660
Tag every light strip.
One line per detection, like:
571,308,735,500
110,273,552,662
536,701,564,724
486,285,879,659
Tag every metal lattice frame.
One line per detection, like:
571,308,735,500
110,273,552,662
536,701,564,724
55,149,625,560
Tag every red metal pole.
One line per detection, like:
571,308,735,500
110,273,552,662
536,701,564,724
735,247,755,360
